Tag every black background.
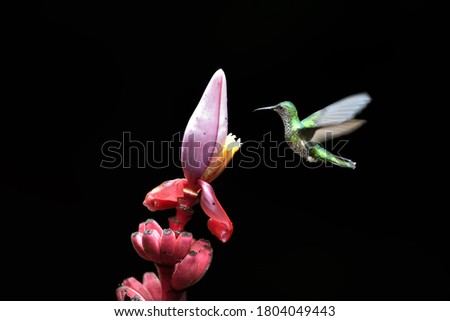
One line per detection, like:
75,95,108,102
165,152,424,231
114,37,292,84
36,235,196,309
2,1,448,300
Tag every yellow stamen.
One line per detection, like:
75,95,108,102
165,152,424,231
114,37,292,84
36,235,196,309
200,133,241,182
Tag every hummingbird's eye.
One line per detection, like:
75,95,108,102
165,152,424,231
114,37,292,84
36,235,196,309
275,106,284,112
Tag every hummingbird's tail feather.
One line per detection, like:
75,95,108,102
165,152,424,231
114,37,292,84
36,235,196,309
309,145,356,169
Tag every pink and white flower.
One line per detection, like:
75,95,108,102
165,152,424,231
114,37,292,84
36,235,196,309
143,69,240,242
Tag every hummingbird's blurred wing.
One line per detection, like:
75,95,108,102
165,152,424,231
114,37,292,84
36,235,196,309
300,119,366,143
299,92,371,129
298,92,371,143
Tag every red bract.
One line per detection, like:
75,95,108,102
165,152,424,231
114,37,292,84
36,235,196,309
143,69,240,242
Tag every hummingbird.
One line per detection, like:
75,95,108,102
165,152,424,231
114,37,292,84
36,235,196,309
254,93,371,169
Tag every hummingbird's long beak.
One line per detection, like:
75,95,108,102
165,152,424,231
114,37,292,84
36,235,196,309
253,105,279,112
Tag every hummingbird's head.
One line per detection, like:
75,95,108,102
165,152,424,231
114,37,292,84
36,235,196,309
253,101,298,120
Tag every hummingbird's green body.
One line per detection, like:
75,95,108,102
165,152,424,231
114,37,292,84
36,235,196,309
254,93,371,169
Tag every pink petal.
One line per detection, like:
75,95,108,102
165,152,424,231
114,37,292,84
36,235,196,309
190,239,211,252
173,231,194,261
191,245,213,286
143,179,187,211
181,69,228,185
143,272,162,301
141,229,162,263
143,219,163,235
198,180,233,242
171,251,198,291
159,229,177,265
122,277,153,301
131,232,152,261
116,286,146,301
189,239,213,285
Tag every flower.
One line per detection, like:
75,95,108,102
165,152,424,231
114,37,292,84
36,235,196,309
143,69,240,242
120,219,213,300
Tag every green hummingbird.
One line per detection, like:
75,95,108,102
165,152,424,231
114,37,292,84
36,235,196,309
254,93,371,169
